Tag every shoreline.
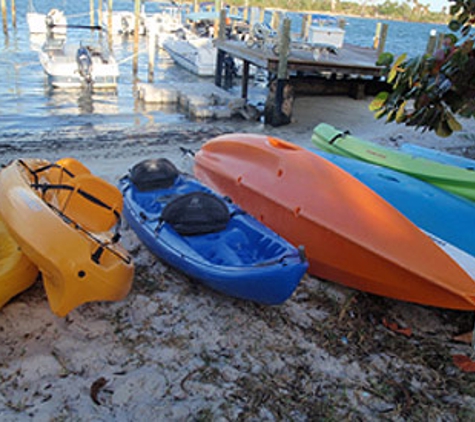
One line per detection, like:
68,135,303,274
1,95,475,420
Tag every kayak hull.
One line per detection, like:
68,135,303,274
0,218,39,309
120,159,307,305
195,133,475,310
0,159,134,317
312,123,475,202
309,148,475,258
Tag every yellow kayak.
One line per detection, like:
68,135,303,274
0,218,39,309
0,158,134,317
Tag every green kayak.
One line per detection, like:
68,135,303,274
312,123,475,202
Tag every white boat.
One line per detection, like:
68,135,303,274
144,6,185,47
39,35,119,90
27,8,67,35
163,36,216,77
161,11,252,77
102,9,146,35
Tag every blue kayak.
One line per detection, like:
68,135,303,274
120,158,308,305
309,148,475,258
400,143,475,170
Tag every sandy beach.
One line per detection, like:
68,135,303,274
1,95,475,421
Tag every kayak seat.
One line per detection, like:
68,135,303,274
130,158,179,192
161,191,230,235
54,174,123,233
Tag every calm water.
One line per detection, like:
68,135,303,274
0,0,450,142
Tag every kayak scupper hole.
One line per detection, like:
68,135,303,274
277,169,283,177
294,207,301,217
237,176,242,184
78,270,86,278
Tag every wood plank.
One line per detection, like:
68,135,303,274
214,39,384,77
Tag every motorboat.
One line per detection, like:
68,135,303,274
27,8,67,35
101,8,146,35
39,31,120,90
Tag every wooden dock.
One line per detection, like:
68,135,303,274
215,39,386,101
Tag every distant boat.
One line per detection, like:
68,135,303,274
27,8,67,35
39,29,120,90
101,8,147,36
163,36,216,76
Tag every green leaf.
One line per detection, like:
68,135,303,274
376,52,394,67
393,54,408,68
374,108,387,119
446,111,463,132
396,102,407,123
448,19,462,31
369,92,388,111
386,109,396,123
436,119,453,138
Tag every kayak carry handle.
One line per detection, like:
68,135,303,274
267,137,299,151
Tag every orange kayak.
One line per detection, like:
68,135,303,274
0,217,39,309
195,134,475,310
0,158,134,317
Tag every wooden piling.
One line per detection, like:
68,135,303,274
11,0,15,28
243,0,249,23
90,0,95,27
213,0,221,39
436,32,445,50
373,22,381,49
148,26,157,82
259,8,265,23
375,23,388,56
270,10,281,31
98,0,103,31
133,0,140,74
426,29,437,55
2,0,7,35
214,9,227,87
265,17,293,127
301,13,311,41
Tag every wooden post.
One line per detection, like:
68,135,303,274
243,0,249,23
270,10,281,31
259,8,265,23
214,9,226,87
301,13,311,41
11,0,15,28
213,0,221,39
426,29,437,55
98,0,103,30
107,0,113,44
373,22,381,49
90,0,95,27
148,26,157,82
2,0,7,35
193,0,199,12
376,23,388,56
265,17,293,127
241,61,249,99
436,32,445,50
133,0,140,74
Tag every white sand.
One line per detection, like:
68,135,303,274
1,95,475,420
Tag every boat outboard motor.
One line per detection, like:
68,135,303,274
76,46,93,85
